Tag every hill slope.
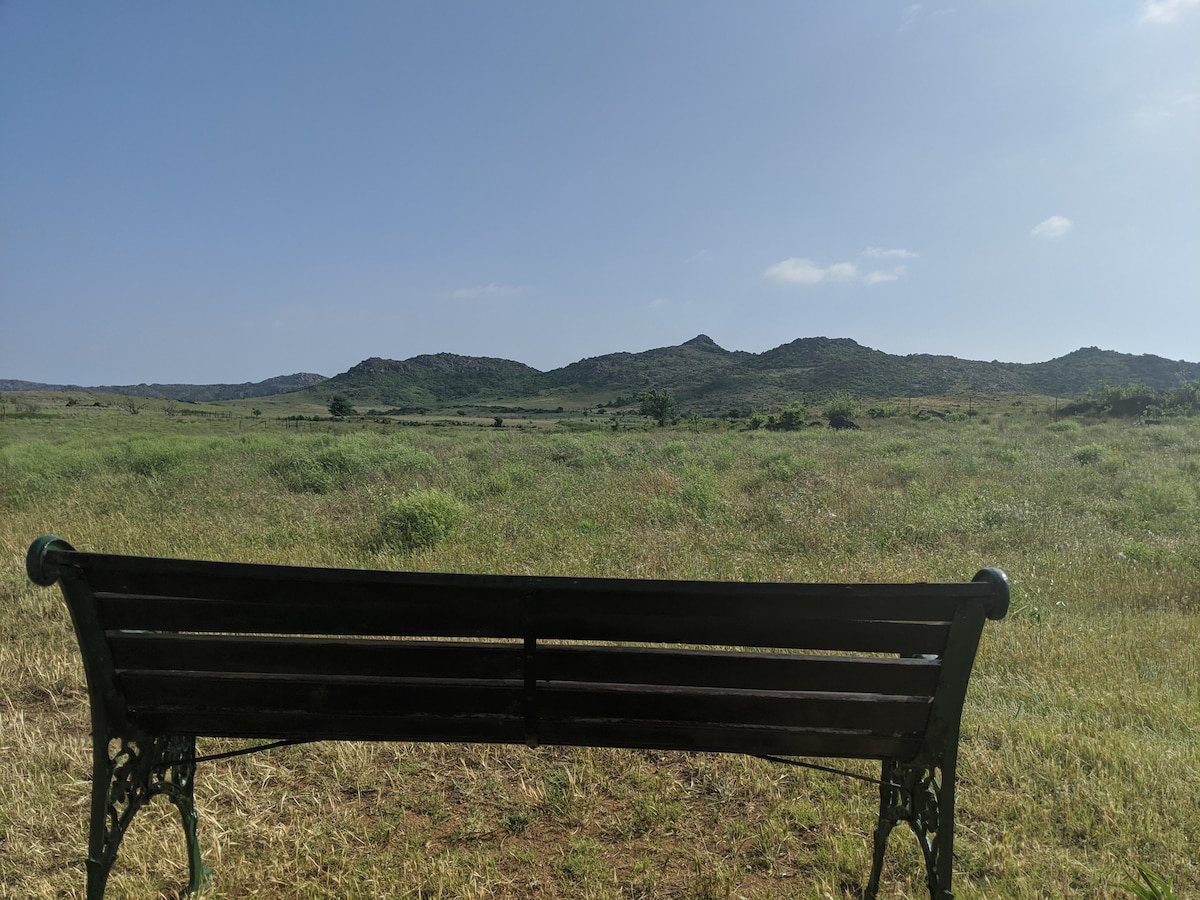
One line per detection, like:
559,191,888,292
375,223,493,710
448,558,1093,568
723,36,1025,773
0,373,328,402
306,337,1200,413
9,338,1199,412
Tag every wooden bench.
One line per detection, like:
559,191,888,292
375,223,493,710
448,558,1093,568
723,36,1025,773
27,535,1009,899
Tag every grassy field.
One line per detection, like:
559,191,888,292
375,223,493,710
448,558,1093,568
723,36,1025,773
1,395,1197,898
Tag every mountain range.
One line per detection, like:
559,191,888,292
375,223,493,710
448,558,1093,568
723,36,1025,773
5,336,1199,413
301,336,1200,414
0,373,328,403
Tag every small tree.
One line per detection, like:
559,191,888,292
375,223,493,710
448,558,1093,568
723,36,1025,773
775,403,808,430
823,392,859,423
328,395,356,417
638,388,678,427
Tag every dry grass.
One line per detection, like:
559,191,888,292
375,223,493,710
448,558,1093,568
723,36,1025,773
1,398,1197,897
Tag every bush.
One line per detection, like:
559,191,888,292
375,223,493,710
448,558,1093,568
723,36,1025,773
375,489,467,551
823,392,859,422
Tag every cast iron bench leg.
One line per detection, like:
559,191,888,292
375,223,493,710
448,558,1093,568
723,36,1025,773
86,733,206,900
865,759,954,900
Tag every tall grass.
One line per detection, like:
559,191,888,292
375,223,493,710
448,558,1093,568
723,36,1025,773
1,399,1197,897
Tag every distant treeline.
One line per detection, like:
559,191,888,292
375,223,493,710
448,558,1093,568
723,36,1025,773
1062,381,1200,419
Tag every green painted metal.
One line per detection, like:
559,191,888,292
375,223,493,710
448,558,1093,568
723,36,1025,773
867,759,951,899
84,734,206,900
31,537,208,899
25,534,73,586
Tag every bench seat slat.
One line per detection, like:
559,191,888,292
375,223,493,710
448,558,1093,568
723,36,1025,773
109,634,526,680
124,709,920,760
107,633,943,695
97,594,952,654
119,671,525,718
536,720,923,760
539,646,941,695
117,671,930,737
538,685,931,733
133,710,529,744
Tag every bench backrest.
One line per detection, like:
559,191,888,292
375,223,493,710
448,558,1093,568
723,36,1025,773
28,538,1009,768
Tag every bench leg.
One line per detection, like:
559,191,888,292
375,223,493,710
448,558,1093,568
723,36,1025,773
864,759,954,900
85,733,207,899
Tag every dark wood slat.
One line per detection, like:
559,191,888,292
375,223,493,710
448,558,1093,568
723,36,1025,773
96,592,527,639
63,549,988,645
536,720,923,760
119,672,525,718
537,645,941,695
109,633,524,680
59,547,991,614
134,710,528,744
538,684,932,733
535,618,950,655
97,593,951,654
109,634,940,699
129,709,921,760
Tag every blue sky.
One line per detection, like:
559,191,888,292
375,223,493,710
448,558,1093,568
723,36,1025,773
2,1,1197,385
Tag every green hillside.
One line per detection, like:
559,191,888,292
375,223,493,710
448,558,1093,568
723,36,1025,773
12,336,1200,415
299,336,1200,414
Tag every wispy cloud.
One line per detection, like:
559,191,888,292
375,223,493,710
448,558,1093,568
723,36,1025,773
1134,91,1199,129
451,282,529,300
1030,216,1073,239
862,247,919,260
1139,0,1200,23
763,257,907,286
899,4,956,35
864,268,907,284
898,4,923,35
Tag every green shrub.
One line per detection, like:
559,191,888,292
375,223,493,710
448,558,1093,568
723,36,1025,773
110,437,193,477
375,489,467,551
823,392,859,421
266,433,434,493
676,466,723,519
1073,444,1105,466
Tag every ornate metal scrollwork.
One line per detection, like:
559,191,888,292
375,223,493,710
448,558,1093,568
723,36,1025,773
865,760,950,900
87,733,206,899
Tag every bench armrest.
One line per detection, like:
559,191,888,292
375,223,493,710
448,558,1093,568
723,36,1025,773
26,535,75,587
973,567,1010,620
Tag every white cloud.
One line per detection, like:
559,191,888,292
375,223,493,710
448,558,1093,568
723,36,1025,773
451,282,528,300
1140,0,1200,23
1030,216,1073,239
824,262,862,283
764,258,829,285
763,257,906,286
865,267,907,284
862,247,919,260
